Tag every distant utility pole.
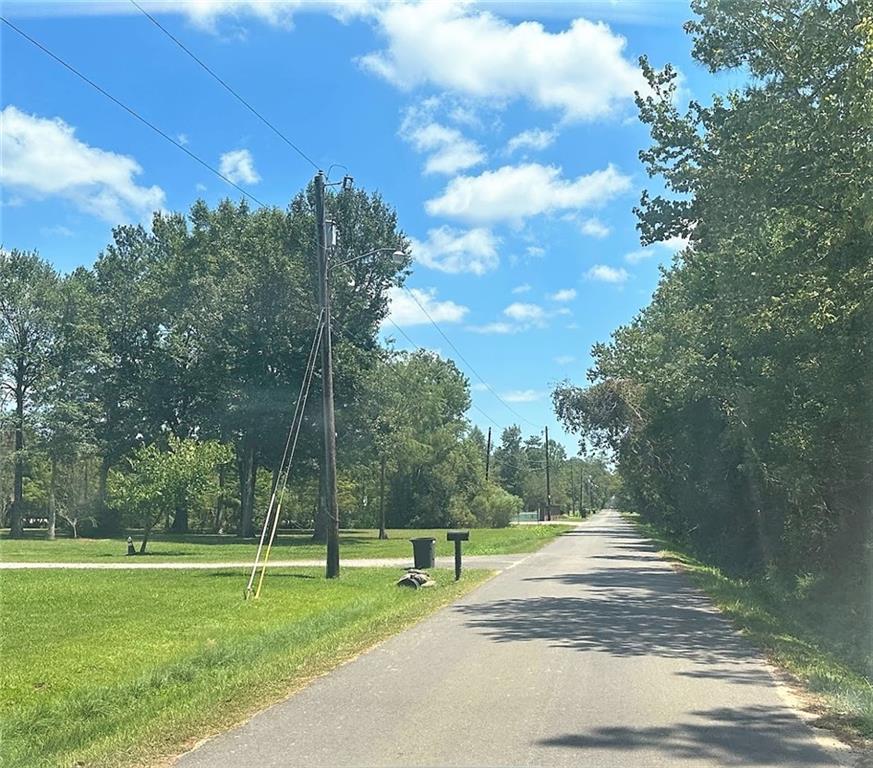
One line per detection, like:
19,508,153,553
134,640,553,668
570,467,575,515
314,170,340,579
378,455,387,540
544,426,551,521
485,427,492,482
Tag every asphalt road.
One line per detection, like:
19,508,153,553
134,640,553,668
176,509,841,768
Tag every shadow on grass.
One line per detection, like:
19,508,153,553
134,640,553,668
629,514,873,741
201,571,317,580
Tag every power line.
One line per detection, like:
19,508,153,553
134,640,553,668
383,317,507,431
400,286,543,430
332,316,507,431
129,0,319,172
0,16,266,207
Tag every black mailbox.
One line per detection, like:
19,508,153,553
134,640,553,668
446,530,469,580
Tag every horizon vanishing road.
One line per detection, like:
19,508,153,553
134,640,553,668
175,509,842,767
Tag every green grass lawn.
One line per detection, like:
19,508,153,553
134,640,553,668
627,512,873,744
0,567,490,768
0,524,573,563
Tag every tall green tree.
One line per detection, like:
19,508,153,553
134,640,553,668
39,269,103,539
555,0,872,576
0,250,59,538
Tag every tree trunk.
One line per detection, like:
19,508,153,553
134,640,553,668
140,522,152,553
214,461,226,533
238,441,255,538
171,503,189,533
312,464,327,543
270,463,281,498
9,389,25,538
95,456,120,534
378,455,388,540
47,455,57,540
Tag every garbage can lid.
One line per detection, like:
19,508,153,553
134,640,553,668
409,537,436,542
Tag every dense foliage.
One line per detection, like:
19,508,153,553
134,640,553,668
1,184,601,539
554,0,871,590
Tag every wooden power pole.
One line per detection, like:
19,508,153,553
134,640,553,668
378,455,387,540
485,427,492,482
314,171,340,578
544,426,551,521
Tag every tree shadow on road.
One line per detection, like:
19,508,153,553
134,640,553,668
537,704,836,765
454,565,757,670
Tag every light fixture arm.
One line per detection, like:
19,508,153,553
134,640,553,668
330,247,406,271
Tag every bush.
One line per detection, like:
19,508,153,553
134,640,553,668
472,484,523,528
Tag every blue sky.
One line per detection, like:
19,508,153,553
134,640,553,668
0,1,733,451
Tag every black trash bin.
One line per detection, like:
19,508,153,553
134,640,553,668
410,537,436,569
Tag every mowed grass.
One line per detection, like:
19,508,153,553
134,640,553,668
0,567,490,768
627,513,873,743
0,524,574,563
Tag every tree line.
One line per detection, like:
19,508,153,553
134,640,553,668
1,185,612,542
554,0,871,599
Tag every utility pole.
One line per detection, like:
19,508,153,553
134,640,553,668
378,454,387,540
314,170,340,578
544,426,551,521
570,466,575,516
485,427,492,482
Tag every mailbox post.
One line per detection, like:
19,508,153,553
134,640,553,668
446,530,469,581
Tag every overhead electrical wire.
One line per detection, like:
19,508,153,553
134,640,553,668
0,16,267,207
129,0,320,172
382,318,507,430
399,286,543,430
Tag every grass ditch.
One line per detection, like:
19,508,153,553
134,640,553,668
626,512,873,744
0,567,491,767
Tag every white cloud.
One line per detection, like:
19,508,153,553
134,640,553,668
470,297,568,334
468,321,516,335
410,226,499,275
625,235,689,263
0,106,165,224
177,133,189,146
471,382,489,392
400,105,485,175
504,302,546,323
507,128,556,154
554,354,576,365
42,225,74,238
512,283,532,294
425,163,631,225
359,3,648,123
579,217,611,238
219,148,260,185
526,246,545,258
386,286,469,327
550,288,577,302
501,389,542,403
175,1,378,31
586,264,629,283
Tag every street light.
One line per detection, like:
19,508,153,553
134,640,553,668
330,246,407,270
